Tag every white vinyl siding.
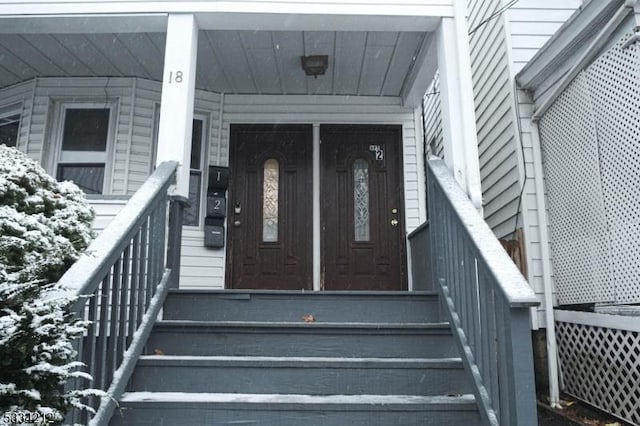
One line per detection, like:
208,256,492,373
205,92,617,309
422,73,443,158
0,77,420,291
505,0,583,75
468,0,520,240
505,0,580,326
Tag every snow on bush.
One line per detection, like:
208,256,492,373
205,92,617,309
0,145,97,423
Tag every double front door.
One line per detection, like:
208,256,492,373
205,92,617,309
226,124,406,291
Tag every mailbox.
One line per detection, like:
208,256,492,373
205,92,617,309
204,217,225,248
206,191,227,218
208,166,229,190
204,166,229,249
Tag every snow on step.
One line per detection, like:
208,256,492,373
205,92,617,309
120,392,476,405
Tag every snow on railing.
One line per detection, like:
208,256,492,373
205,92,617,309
426,158,540,426
55,161,183,425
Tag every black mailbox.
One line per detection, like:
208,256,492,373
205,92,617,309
204,217,225,248
208,166,229,190
207,191,227,218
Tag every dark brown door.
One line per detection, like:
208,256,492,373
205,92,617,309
321,125,407,291
227,124,312,290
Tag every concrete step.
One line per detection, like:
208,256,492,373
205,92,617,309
146,320,458,358
163,290,442,323
110,392,481,426
129,355,472,396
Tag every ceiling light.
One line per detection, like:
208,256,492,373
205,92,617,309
301,55,328,78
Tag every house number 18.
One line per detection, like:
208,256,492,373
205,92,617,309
168,71,184,84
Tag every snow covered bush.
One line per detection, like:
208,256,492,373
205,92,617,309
0,145,97,423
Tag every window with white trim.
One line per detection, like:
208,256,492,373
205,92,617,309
0,105,20,148
55,106,113,194
184,117,207,227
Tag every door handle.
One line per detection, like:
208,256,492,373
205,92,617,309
391,219,398,227
233,220,241,228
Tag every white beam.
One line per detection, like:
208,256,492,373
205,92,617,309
436,14,482,210
313,124,321,292
401,34,438,108
156,14,198,198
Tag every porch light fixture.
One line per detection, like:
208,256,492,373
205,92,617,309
301,55,328,78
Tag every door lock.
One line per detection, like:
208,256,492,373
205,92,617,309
391,219,399,227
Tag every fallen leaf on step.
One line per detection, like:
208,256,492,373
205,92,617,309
154,348,165,355
302,314,316,323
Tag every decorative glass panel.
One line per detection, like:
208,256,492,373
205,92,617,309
262,159,279,242
353,159,370,242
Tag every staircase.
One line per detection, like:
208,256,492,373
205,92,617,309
109,290,480,425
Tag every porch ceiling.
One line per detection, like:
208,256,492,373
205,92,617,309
0,29,430,97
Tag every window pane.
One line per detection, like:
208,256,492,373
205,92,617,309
62,109,109,151
0,115,19,147
183,171,201,226
190,119,203,169
57,164,105,194
262,159,279,242
353,159,370,242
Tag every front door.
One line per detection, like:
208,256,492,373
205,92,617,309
321,125,407,290
227,124,313,290
227,124,406,291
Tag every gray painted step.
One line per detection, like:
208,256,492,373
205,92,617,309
129,355,472,396
146,320,458,358
110,393,481,426
163,290,441,323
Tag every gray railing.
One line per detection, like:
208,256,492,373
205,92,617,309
407,221,433,292
55,161,183,425
426,159,540,425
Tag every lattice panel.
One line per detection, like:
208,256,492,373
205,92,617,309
539,73,615,305
556,320,640,425
587,33,640,304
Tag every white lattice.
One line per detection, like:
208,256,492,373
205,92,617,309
556,319,640,426
587,34,640,304
539,31,640,305
539,73,614,305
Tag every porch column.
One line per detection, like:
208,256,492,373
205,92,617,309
436,11,483,210
156,14,199,198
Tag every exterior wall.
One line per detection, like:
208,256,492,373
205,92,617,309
0,79,421,290
422,73,443,158
504,0,583,325
420,0,580,327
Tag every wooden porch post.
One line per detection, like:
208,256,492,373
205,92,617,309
156,14,199,198
436,11,483,211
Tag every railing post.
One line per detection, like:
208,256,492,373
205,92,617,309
501,308,539,425
167,195,188,289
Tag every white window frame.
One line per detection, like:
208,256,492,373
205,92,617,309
50,101,117,194
184,112,209,228
0,103,22,148
152,106,209,228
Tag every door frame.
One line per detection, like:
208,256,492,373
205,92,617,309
225,122,408,290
